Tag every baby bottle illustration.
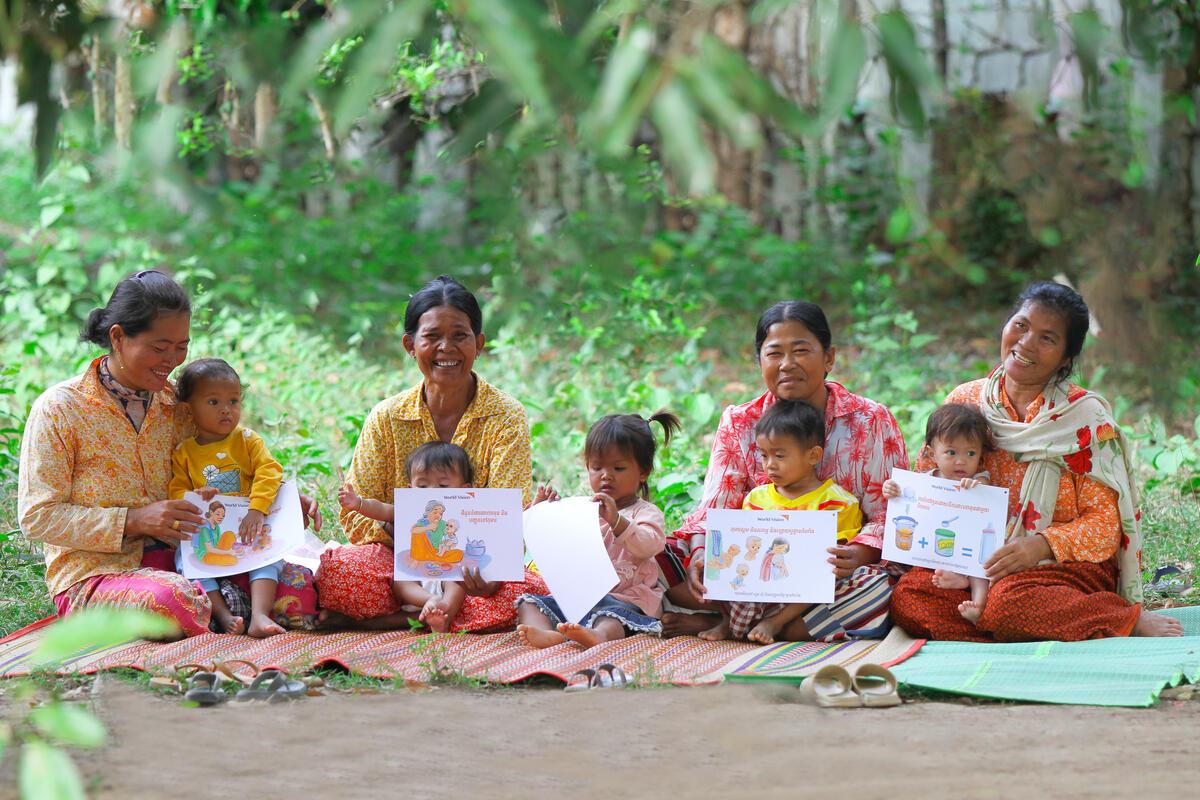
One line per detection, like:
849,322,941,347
978,521,996,564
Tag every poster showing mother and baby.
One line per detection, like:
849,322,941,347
392,488,526,581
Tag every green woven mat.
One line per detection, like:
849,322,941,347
891,607,1200,707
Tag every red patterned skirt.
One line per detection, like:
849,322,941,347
890,561,1140,642
316,543,548,633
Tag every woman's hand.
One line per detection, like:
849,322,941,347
826,543,879,579
299,491,322,532
881,479,901,500
984,535,1052,581
685,558,709,605
461,566,501,597
125,499,203,543
591,492,618,526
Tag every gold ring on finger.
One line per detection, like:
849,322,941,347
172,520,179,530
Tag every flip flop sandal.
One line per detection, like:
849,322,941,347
182,672,228,706
564,669,598,692
593,664,630,689
797,665,860,708
852,664,902,708
150,662,211,692
235,670,307,702
213,658,263,687
1149,565,1190,595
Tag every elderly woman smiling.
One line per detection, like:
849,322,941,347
890,282,1183,641
316,274,547,631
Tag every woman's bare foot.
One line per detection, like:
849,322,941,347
557,622,606,649
1132,610,1184,637
697,617,730,642
247,613,285,638
958,600,983,624
517,624,567,648
932,570,969,590
214,611,245,635
663,612,721,638
747,618,781,644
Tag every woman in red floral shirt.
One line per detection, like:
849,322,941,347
890,282,1182,641
661,301,908,641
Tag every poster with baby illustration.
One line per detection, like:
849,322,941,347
392,488,524,582
881,468,1010,578
702,509,836,603
178,480,304,579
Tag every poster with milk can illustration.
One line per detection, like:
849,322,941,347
880,468,1009,579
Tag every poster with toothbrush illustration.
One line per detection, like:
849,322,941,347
178,480,304,579
392,488,525,582
881,467,1010,578
701,509,836,603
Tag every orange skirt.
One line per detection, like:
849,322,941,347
315,543,547,633
890,560,1140,642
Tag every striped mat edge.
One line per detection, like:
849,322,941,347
0,615,919,687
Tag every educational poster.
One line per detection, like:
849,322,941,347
702,509,836,603
881,468,1010,579
392,488,524,582
178,480,304,579
521,497,619,624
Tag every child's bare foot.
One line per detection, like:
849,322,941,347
214,611,245,635
697,617,731,641
958,600,983,624
932,570,969,590
557,622,605,649
517,624,567,648
425,608,449,633
747,618,781,644
247,613,285,638
662,612,720,637
1132,610,1184,637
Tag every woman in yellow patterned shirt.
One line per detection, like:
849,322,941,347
18,270,319,638
315,274,548,631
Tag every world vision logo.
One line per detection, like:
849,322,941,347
466,492,476,499
781,514,790,521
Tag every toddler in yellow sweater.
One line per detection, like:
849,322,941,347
169,358,285,638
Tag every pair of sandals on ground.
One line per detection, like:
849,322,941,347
153,659,317,705
798,663,901,707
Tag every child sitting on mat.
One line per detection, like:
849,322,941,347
517,411,681,649
883,402,991,623
338,440,475,632
701,398,863,644
169,358,286,638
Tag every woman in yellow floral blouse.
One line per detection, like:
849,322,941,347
316,274,547,631
18,270,319,638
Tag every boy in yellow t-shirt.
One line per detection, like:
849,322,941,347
169,358,285,638
699,398,863,644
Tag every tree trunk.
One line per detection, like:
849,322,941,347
309,91,336,160
254,82,277,150
114,52,134,150
89,39,106,141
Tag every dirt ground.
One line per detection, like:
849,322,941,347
4,676,1200,799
